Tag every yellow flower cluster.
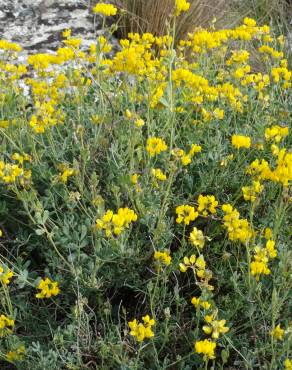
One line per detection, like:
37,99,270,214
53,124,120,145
36,277,60,299
146,137,168,157
0,153,31,186
180,254,214,291
95,207,138,236
271,66,291,87
175,0,190,16
189,227,205,249
231,135,251,149
285,359,292,370
265,125,289,143
242,181,264,202
194,309,229,360
270,324,284,340
222,204,253,244
0,40,22,52
59,166,75,183
151,168,167,181
194,339,216,360
128,315,155,342
171,144,202,166
250,239,277,281
258,45,283,59
179,254,206,277
226,50,250,65
0,314,14,337
191,296,211,310
0,265,13,285
0,61,27,83
6,346,25,363
202,312,229,339
246,149,292,187
197,194,218,216
124,109,145,128
154,250,172,266
92,3,117,16
176,205,198,225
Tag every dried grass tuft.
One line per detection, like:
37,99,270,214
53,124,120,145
113,0,230,42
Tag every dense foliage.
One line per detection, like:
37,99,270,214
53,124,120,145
0,2,291,369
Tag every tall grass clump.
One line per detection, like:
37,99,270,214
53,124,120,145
0,1,291,369
114,0,228,41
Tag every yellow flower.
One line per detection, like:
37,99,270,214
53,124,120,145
179,254,206,278
63,38,82,49
285,359,292,370
151,168,167,181
96,207,137,237
128,315,155,342
125,109,132,119
189,144,202,155
130,173,139,185
175,0,190,16
213,108,224,120
265,239,277,258
146,137,168,157
242,181,264,202
191,297,211,310
202,313,229,339
92,3,117,16
222,203,253,244
191,296,201,307
135,118,145,128
250,260,270,281
181,155,191,166
62,29,71,39
189,227,205,249
201,301,211,310
154,250,172,266
265,125,289,143
176,205,198,225
36,277,60,299
0,120,9,129
180,254,195,272
6,345,25,363
0,265,13,285
197,194,218,216
264,227,273,240
231,135,251,149
0,314,15,337
243,17,257,27
195,339,216,360
270,324,284,340
60,168,74,183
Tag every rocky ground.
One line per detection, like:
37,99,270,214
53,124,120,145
0,0,103,55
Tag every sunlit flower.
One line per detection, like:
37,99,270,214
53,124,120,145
36,277,60,299
128,315,155,342
92,3,117,16
195,339,216,360
231,135,251,149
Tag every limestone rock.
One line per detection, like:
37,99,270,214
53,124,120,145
0,0,103,54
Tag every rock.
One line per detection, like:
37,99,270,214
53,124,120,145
0,0,107,55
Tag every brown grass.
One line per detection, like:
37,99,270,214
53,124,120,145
113,0,230,42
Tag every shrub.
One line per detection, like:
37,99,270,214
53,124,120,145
0,2,291,369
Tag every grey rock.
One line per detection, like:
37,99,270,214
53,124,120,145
0,0,109,55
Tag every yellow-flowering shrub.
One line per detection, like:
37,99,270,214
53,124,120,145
0,6,290,369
